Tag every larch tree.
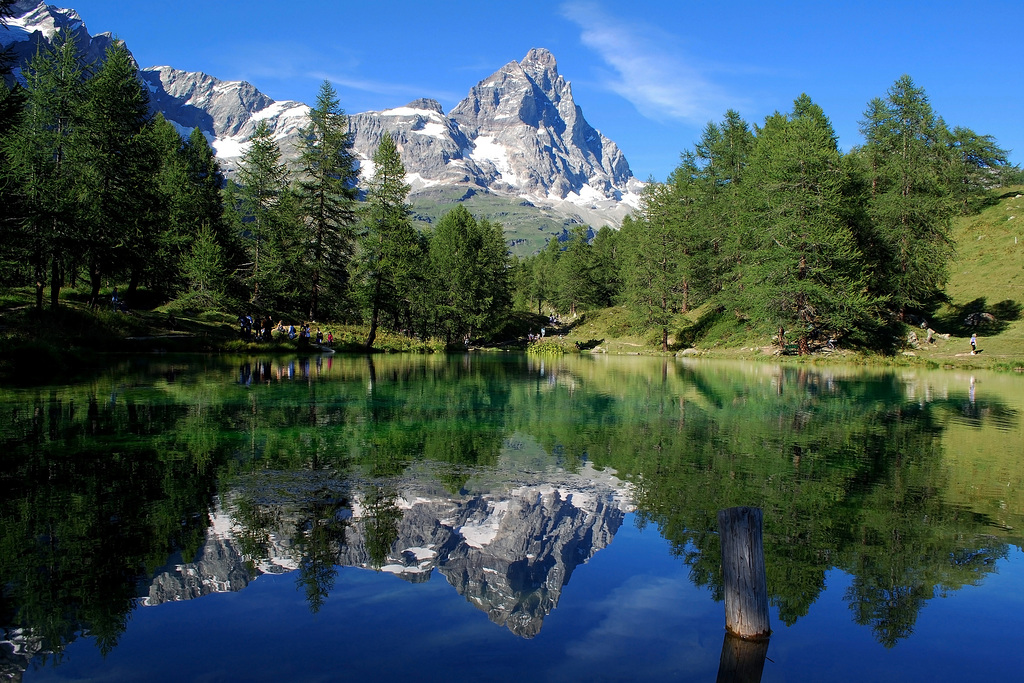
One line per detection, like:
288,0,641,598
150,118,230,306
939,125,1008,215
358,130,419,348
295,80,358,321
235,118,289,309
590,226,621,307
858,75,955,320
79,40,160,306
0,0,25,276
739,94,872,354
555,226,596,317
694,110,755,296
427,205,511,344
4,29,87,311
620,181,688,352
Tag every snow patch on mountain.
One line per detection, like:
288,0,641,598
6,2,643,229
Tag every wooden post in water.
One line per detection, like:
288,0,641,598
716,632,770,683
717,506,770,640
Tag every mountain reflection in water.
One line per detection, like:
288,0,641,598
1,354,1022,682
144,464,632,638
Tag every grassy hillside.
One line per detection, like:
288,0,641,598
911,186,1024,368
551,187,1024,370
410,186,584,256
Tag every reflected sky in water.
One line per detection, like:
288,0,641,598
2,354,1023,681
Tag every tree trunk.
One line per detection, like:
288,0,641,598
365,276,381,349
50,256,61,311
309,269,320,321
366,303,380,349
34,260,44,313
717,506,771,640
88,255,101,309
127,268,140,301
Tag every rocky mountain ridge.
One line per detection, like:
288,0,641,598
4,1,642,245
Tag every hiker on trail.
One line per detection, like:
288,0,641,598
111,288,119,312
970,333,977,354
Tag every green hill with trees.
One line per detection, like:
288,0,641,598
1,20,1021,372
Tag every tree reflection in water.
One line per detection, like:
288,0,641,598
0,355,1019,674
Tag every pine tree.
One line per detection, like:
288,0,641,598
4,29,87,311
739,95,873,353
295,80,358,320
357,130,419,348
858,75,955,320
79,40,160,306
427,205,511,344
235,119,289,308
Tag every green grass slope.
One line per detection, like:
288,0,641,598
410,186,584,256
913,186,1024,368
551,187,1024,370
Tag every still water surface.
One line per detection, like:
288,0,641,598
1,353,1021,681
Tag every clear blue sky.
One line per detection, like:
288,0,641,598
62,0,1022,182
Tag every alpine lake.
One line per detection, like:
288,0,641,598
1,352,1022,682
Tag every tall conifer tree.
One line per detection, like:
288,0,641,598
295,80,358,320
858,75,955,320
621,182,688,352
739,95,872,353
80,41,159,305
5,30,87,311
358,130,419,348
427,206,511,344
235,119,289,308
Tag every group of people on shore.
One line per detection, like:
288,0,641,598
237,315,334,346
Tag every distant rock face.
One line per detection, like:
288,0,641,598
350,48,643,226
1,0,117,71
4,3,642,228
139,66,310,168
449,48,636,202
348,98,477,189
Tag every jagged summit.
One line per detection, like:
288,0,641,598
402,97,445,114
4,2,643,236
447,48,638,206
2,0,115,67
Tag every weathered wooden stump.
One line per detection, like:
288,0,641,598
716,632,770,683
717,506,770,640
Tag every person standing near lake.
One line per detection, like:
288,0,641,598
971,333,977,354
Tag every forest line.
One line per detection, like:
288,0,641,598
1,27,1019,354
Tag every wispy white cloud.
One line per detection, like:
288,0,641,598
560,1,737,123
307,71,460,104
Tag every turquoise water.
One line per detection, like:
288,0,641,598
2,354,1021,681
